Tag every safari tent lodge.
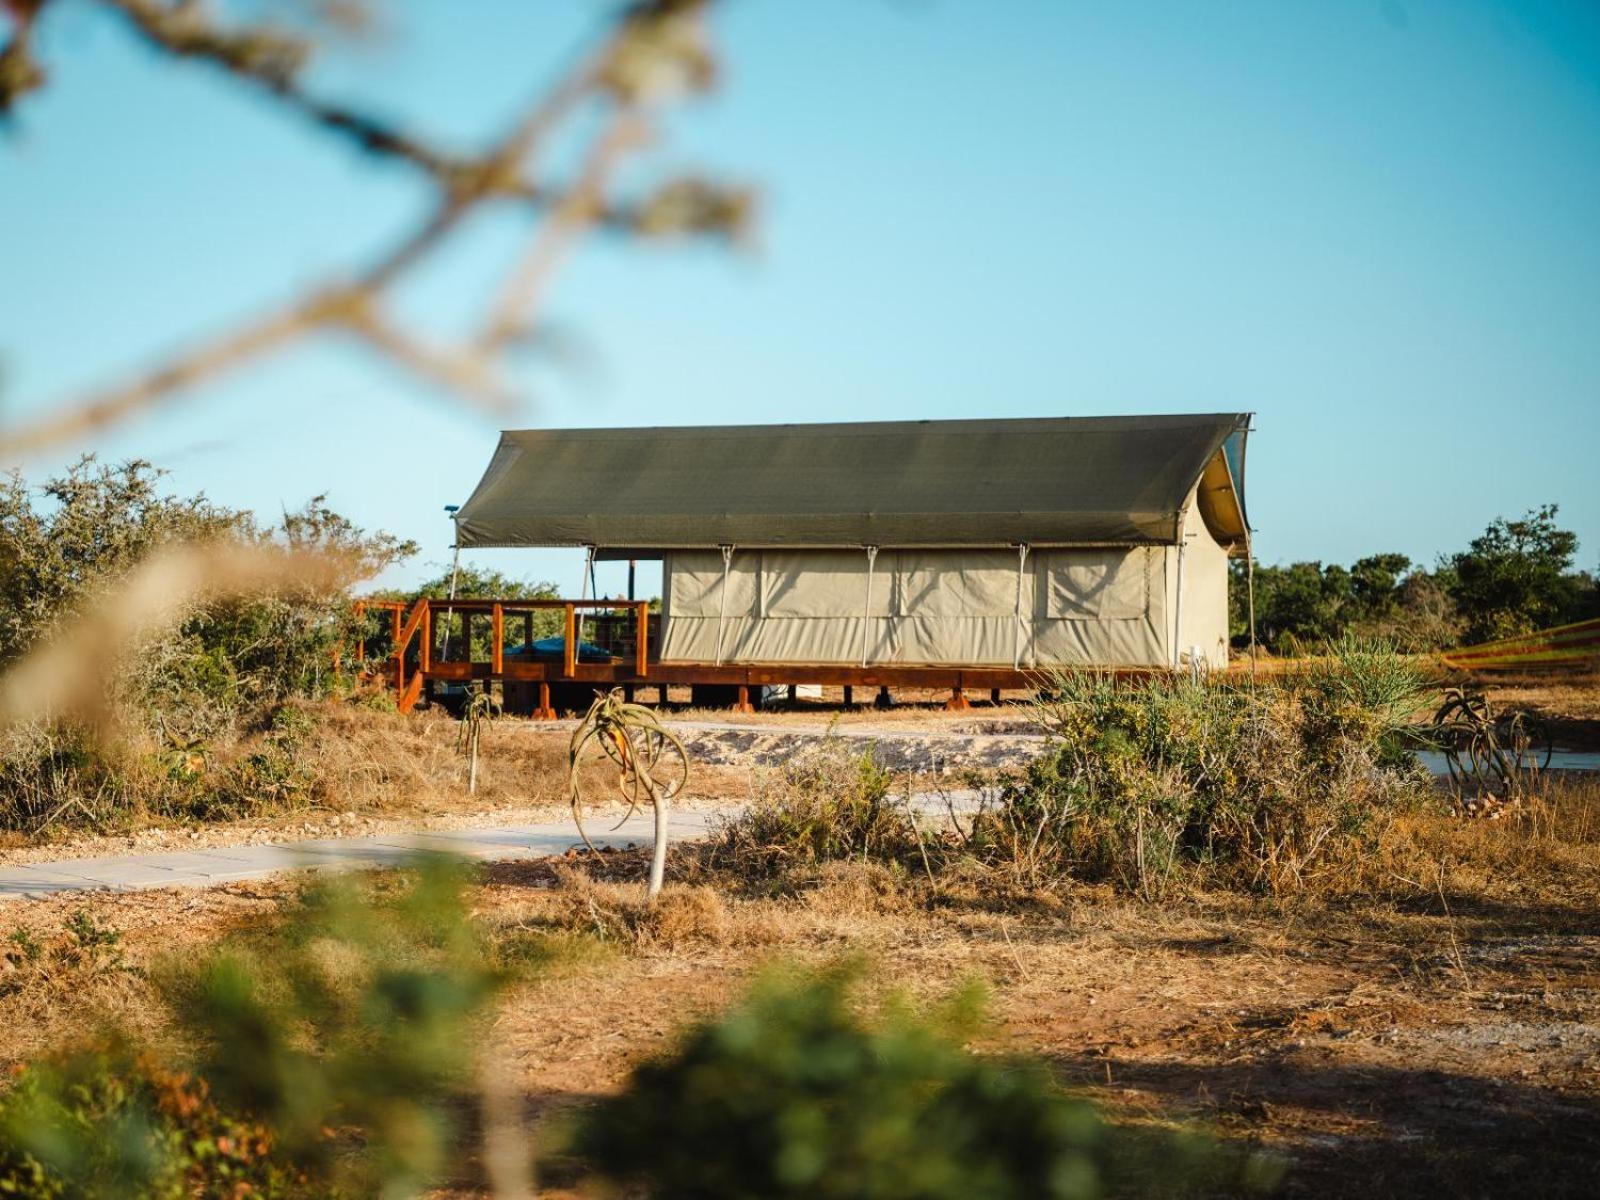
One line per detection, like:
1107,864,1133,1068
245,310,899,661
388,414,1250,714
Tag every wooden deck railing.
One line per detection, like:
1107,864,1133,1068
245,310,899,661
352,597,1086,716
352,598,652,713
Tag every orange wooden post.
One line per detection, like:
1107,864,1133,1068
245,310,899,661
634,601,649,677
421,603,434,673
536,681,555,720
563,605,577,677
391,605,404,694
491,603,504,677
734,684,755,714
944,685,970,711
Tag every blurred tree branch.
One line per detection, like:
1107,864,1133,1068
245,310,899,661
0,0,755,460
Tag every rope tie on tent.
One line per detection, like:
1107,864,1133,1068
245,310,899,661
860,545,880,667
713,544,734,667
1244,527,1258,683
1012,543,1030,669
1173,533,1188,671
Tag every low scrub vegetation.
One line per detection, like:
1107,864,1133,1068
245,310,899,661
714,743,920,881
565,963,1269,1199
718,641,1435,898
0,457,414,836
0,861,1270,1198
968,641,1434,897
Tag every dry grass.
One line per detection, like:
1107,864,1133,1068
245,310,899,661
2,783,1597,1198
1346,774,1600,906
1466,668,1600,748
0,702,753,864
304,704,750,817
2,688,1598,1195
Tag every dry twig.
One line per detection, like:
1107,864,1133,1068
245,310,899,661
0,0,753,459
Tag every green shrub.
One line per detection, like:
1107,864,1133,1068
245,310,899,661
0,1042,295,1199
714,742,919,879
0,857,501,1198
193,705,316,822
0,458,414,833
972,643,1432,896
566,964,1261,1198
166,857,500,1195
1295,636,1431,770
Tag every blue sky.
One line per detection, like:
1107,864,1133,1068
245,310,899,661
3,0,1597,596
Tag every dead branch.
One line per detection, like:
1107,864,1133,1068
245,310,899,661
0,0,752,461
477,111,654,356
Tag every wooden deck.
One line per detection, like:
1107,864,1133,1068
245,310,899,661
356,597,1043,715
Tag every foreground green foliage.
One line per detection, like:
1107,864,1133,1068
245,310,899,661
0,858,500,1198
568,964,1263,1199
0,1042,294,1199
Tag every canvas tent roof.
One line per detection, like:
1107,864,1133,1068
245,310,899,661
453,414,1251,551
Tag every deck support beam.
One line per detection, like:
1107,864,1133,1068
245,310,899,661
534,682,556,720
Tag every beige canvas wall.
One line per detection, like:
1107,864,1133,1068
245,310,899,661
659,541,1214,668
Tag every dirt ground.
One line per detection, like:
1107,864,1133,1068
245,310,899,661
1,672,1596,1197
3,774,1597,1198
6,668,1587,868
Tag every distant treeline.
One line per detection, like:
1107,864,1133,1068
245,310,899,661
1230,505,1599,654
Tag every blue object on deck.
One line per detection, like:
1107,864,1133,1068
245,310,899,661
510,636,616,663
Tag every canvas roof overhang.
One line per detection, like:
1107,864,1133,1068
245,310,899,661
453,413,1251,555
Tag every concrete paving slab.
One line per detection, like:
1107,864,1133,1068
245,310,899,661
2,802,726,901
279,838,437,863
0,867,126,899
44,862,209,889
120,849,275,873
